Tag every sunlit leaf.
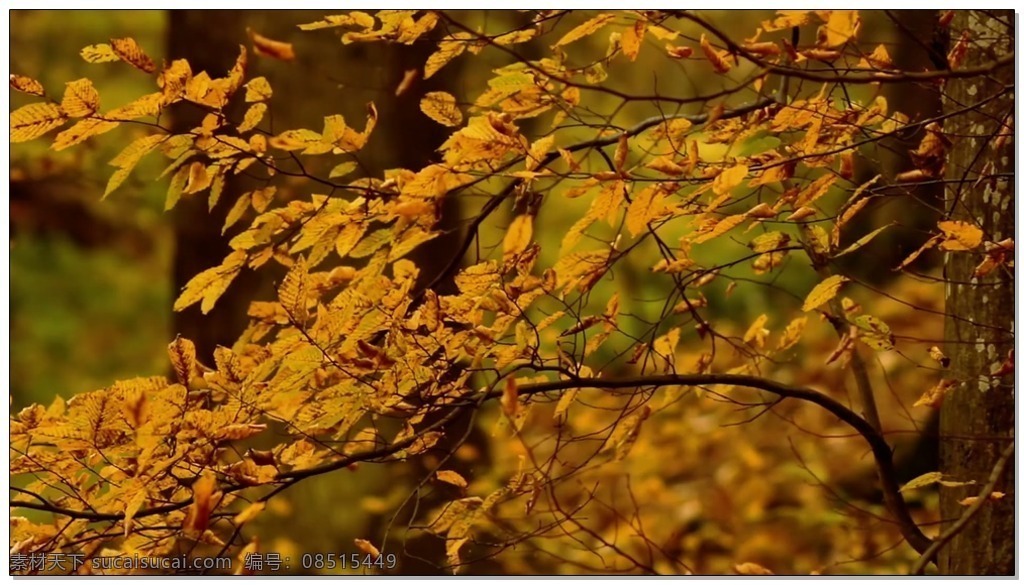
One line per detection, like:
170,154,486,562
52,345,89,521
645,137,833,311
554,13,616,47
421,91,463,127
802,275,848,312
10,102,66,143
938,220,984,251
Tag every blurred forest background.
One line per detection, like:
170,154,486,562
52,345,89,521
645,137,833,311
10,10,957,574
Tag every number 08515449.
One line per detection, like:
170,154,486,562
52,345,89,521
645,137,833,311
300,553,397,571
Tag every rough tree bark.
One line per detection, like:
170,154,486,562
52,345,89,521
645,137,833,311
939,9,1014,576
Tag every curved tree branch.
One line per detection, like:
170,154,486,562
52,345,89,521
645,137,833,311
910,442,1014,574
11,371,932,556
489,372,933,555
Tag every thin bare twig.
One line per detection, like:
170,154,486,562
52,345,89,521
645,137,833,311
910,442,1014,575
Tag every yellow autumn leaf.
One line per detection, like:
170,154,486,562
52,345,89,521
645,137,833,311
625,185,667,237
526,135,555,171
80,43,120,64
502,214,533,258
111,38,156,73
938,220,984,251
620,19,647,61
51,117,119,151
914,378,957,408
653,327,681,364
762,10,813,32
10,74,45,96
750,231,790,253
105,134,165,199
777,316,807,351
436,470,468,489
106,92,163,121
853,314,895,351
899,471,943,492
278,257,309,324
700,34,732,73
494,29,537,45
173,250,246,314
646,156,686,176
613,133,629,174
743,314,770,347
234,501,266,525
166,333,196,389
555,13,616,47
692,214,746,244
184,473,221,536
10,102,67,143
825,11,860,47
862,43,893,69
795,174,837,207
604,405,651,461
164,166,189,211
238,103,267,133
712,164,748,195
665,44,693,59
215,423,268,441
244,77,273,102
420,91,463,127
123,488,148,537
801,275,848,312
834,223,892,258
425,32,471,79
501,377,520,417
745,202,777,219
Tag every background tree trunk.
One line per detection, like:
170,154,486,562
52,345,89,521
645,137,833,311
168,10,481,572
939,9,1014,575
167,10,275,362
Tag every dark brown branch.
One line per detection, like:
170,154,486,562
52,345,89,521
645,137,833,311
675,11,1013,85
484,372,933,556
11,371,932,557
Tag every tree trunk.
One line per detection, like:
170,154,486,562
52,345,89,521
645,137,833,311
167,10,274,362
167,11,475,572
939,9,1014,575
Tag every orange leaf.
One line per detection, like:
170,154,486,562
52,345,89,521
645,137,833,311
700,34,732,73
10,74,45,96
914,379,958,408
354,538,381,557
184,473,222,536
501,377,520,417
735,562,774,575
249,28,295,61
938,220,984,251
436,470,469,489
665,44,693,59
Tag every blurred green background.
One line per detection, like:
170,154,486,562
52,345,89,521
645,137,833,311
10,11,171,410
